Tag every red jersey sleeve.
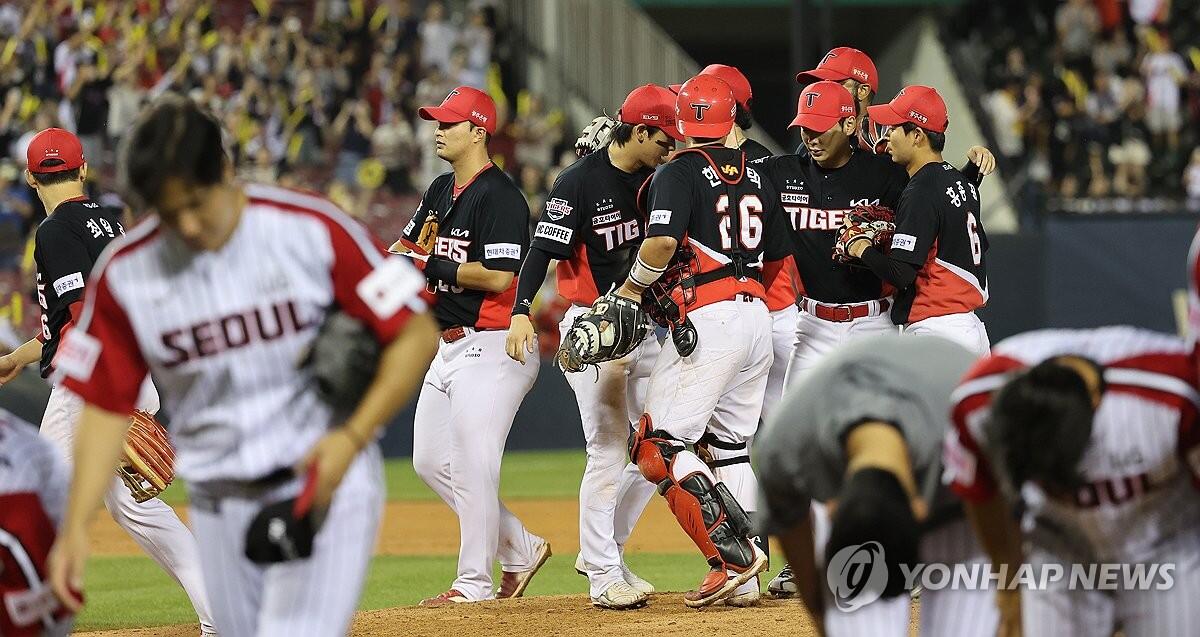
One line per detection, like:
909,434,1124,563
326,218,431,344
944,353,1025,503
56,269,148,415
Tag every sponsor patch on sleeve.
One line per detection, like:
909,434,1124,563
54,330,101,382
357,257,427,319
484,243,522,260
891,233,917,251
53,272,85,296
534,222,573,244
941,430,977,488
649,210,672,225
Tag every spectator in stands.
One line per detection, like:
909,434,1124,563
1109,132,1151,196
333,97,376,187
984,80,1024,163
1185,148,1200,200
419,1,457,73
1056,0,1101,70
513,92,563,171
462,7,494,76
1085,71,1122,146
1092,29,1133,75
372,106,419,194
1141,33,1188,152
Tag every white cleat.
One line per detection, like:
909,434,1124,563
622,563,656,595
724,577,761,607
592,581,649,610
767,563,797,598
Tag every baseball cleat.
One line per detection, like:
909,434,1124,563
497,540,552,599
683,546,768,608
767,563,797,598
419,589,469,607
592,581,649,610
622,563,656,595
724,588,761,607
574,553,587,576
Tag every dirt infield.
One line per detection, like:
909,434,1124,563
89,499,694,556
77,596,922,636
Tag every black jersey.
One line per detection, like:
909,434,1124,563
755,149,908,304
401,163,530,330
646,145,792,309
33,197,125,377
888,161,988,324
740,137,772,162
529,147,652,306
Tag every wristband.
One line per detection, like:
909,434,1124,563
628,256,665,288
425,257,460,286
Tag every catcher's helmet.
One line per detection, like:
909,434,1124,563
675,74,736,139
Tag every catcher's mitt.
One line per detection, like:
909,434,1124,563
415,211,439,254
300,310,380,413
832,204,896,263
556,291,648,372
119,411,175,503
574,116,618,157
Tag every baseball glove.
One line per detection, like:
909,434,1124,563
556,291,648,372
300,310,380,413
574,116,618,157
415,211,439,255
119,411,175,503
832,204,896,263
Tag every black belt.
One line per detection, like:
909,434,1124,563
698,433,750,468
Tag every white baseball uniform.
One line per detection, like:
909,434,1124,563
1,413,71,637
947,326,1200,637
401,164,547,601
57,183,429,636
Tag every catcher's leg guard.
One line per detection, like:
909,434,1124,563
631,415,764,606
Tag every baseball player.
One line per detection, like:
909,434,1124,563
45,96,439,636
0,128,215,635
396,87,551,607
844,86,990,355
947,326,1200,637
1,411,72,637
505,84,681,609
607,74,794,607
795,46,887,155
756,333,999,637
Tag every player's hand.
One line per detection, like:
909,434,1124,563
995,589,1022,637
967,146,996,177
614,282,642,301
47,527,88,612
0,354,23,385
299,429,360,509
505,315,537,365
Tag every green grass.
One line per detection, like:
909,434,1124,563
156,450,587,506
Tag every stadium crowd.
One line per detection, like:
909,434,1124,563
952,0,1200,212
0,0,579,352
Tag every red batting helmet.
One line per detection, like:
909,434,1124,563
675,74,736,139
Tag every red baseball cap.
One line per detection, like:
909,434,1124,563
867,85,949,133
26,127,85,173
675,74,737,139
671,64,752,109
790,81,857,132
618,84,685,141
796,47,879,94
418,86,497,135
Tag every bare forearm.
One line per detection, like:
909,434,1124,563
340,313,439,444
63,406,131,533
965,495,1023,584
8,337,42,366
618,236,678,297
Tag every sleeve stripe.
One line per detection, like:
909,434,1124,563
1105,368,1200,409
244,183,383,267
949,373,1009,405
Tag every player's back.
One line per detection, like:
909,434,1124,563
645,145,790,309
951,326,1200,563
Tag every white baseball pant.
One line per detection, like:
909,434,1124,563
187,445,384,637
1021,528,1200,637
412,329,545,600
761,304,799,424
40,383,215,635
903,312,990,357
559,306,659,598
785,302,896,388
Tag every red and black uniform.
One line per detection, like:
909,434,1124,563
401,163,529,330
862,161,989,324
33,197,124,377
739,138,772,162
514,146,652,314
646,145,792,308
754,148,907,304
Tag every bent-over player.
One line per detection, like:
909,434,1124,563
947,326,1200,637
46,96,439,636
756,333,998,637
603,74,793,607
846,86,990,354
506,84,680,609
0,127,215,634
397,87,551,606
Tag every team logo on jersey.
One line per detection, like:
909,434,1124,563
545,198,573,221
827,542,888,611
691,102,711,121
849,198,881,207
450,227,471,238
535,222,573,244
720,164,739,177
